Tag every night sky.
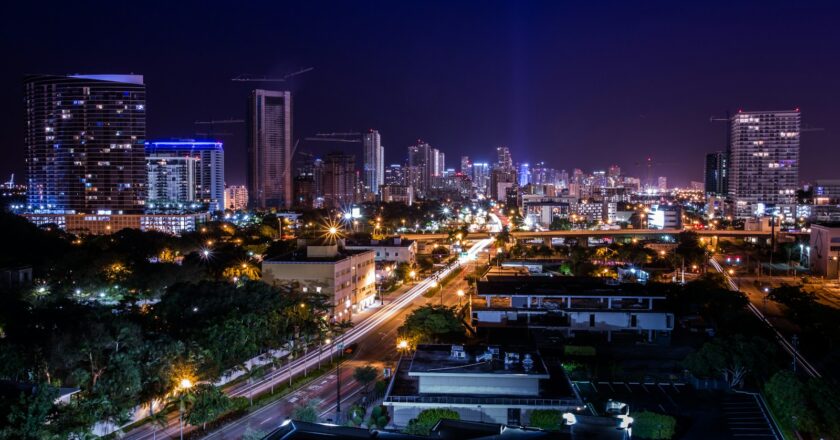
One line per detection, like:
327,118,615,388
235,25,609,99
2,1,839,186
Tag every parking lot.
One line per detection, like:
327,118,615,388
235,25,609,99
574,381,780,440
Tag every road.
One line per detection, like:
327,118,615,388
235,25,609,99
709,257,821,378
123,238,492,440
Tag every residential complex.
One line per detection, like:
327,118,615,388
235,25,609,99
24,74,147,214
729,109,801,218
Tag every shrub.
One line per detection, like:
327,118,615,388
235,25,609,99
632,411,676,439
403,408,459,435
564,345,596,357
528,409,562,431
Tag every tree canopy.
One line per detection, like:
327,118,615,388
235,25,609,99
398,305,466,344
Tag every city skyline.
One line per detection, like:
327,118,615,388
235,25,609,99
2,2,840,187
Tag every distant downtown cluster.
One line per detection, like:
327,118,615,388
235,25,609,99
16,72,824,235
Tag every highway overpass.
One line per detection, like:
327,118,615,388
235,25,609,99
401,228,778,242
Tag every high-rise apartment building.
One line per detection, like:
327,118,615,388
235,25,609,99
384,164,407,186
146,156,197,207
247,89,292,209
145,140,225,211
25,74,147,214
322,152,357,208
224,185,249,210
704,151,729,197
729,109,800,218
363,129,384,195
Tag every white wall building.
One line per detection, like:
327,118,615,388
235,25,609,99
345,237,416,264
262,244,377,320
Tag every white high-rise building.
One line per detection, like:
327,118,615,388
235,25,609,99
146,156,198,207
729,109,800,218
145,140,225,211
363,129,384,195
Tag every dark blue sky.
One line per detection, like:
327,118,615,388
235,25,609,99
2,1,839,186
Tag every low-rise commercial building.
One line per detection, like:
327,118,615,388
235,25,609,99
809,224,840,279
262,243,376,320
345,237,416,265
472,277,674,342
23,212,208,236
384,344,580,427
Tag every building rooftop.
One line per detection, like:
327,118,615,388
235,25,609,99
477,276,656,297
408,344,548,377
68,74,145,85
264,245,373,263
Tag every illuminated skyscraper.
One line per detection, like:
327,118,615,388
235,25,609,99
729,109,800,217
363,129,384,195
25,74,147,213
247,89,292,209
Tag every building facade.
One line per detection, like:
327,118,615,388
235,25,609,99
145,140,225,211
261,244,377,320
729,110,801,218
247,90,292,209
24,74,147,214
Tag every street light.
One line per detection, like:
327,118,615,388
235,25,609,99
457,289,465,306
178,378,194,440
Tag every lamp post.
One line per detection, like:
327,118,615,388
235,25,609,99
325,338,333,363
178,378,193,440
457,289,465,307
430,279,442,305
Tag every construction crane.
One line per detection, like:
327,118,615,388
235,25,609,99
194,119,244,125
232,67,314,82
193,119,245,138
304,132,362,143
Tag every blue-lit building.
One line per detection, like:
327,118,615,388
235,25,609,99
145,140,225,211
518,162,530,186
24,74,147,214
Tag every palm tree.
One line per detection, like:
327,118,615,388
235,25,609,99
148,408,169,440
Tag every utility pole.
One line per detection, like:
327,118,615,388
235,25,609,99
792,335,799,374
335,364,342,423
